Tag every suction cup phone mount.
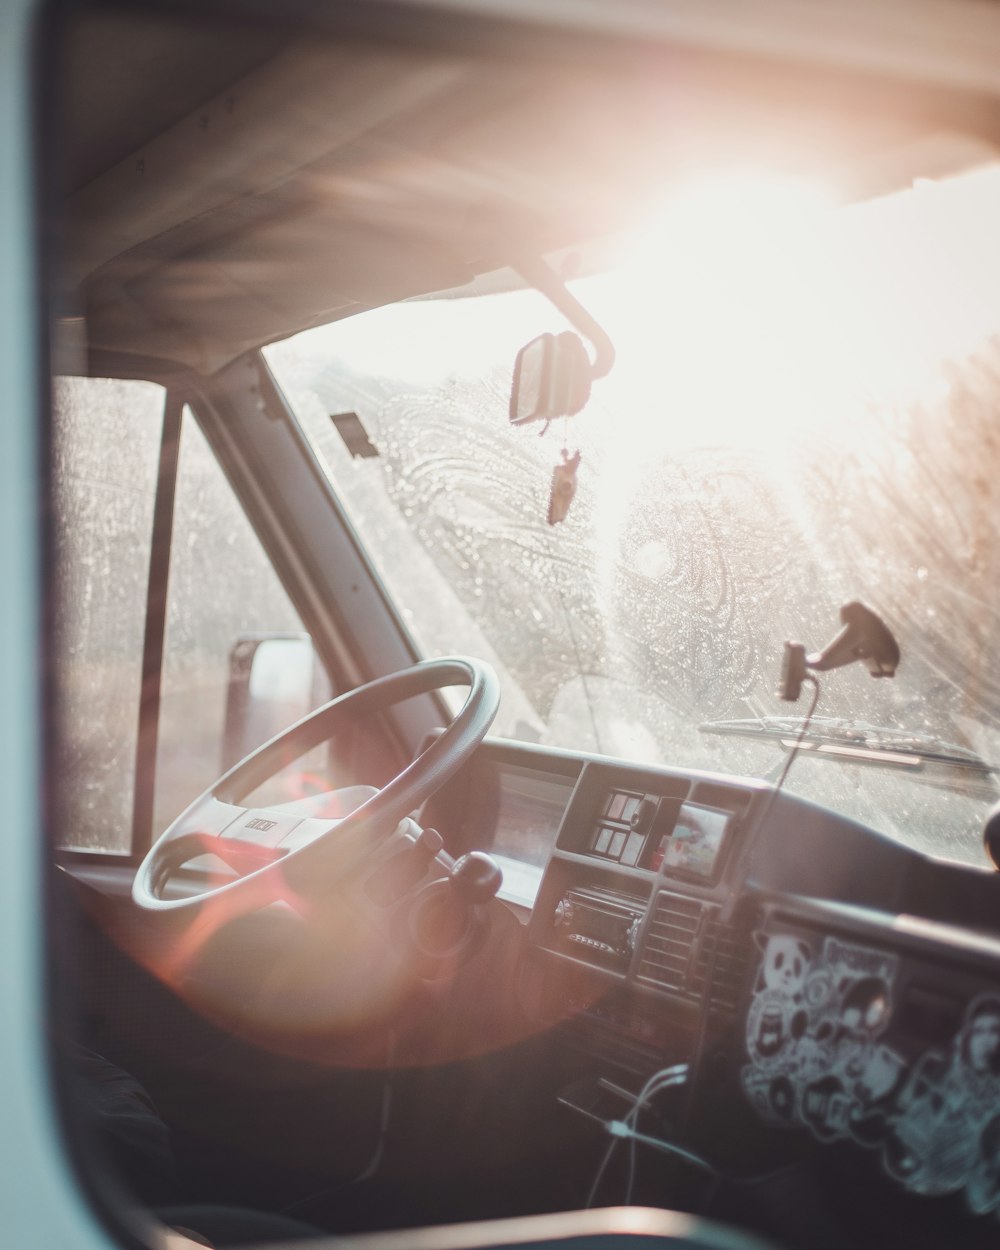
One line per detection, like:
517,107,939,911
780,601,900,702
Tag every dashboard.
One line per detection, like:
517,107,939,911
424,736,1000,1244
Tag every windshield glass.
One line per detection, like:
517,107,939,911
265,165,1000,868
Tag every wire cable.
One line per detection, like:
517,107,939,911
590,684,823,1212
770,673,822,797
623,1071,715,1206
720,673,821,928
585,1064,688,1208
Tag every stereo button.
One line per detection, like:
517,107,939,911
554,898,575,928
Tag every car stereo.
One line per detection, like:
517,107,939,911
553,886,646,969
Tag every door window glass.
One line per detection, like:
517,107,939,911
153,409,330,836
52,377,164,853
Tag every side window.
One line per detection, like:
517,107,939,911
53,381,331,854
153,409,330,836
52,378,164,853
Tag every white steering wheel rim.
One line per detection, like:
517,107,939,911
132,656,499,919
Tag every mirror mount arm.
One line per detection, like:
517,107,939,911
510,252,616,380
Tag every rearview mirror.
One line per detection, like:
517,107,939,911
509,331,592,425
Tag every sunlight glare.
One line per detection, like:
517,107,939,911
591,165,1000,456
621,172,836,273
598,173,844,453
581,164,1000,612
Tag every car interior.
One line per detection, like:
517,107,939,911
44,3,1000,1249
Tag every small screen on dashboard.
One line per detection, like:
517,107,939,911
464,760,574,867
660,802,729,879
492,765,574,865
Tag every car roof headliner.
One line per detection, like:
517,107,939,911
54,3,1000,376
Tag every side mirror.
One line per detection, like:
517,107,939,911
221,634,331,772
509,330,592,426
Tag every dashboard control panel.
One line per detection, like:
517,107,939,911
433,733,1000,1240
587,789,736,882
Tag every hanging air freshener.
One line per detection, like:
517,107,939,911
548,448,581,525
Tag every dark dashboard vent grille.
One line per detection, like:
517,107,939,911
637,891,702,992
690,912,750,1014
638,892,749,1013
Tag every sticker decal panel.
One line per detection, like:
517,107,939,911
741,930,1000,1218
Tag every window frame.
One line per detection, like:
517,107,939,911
55,350,449,868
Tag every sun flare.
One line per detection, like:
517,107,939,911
292,163,1000,459
583,165,1000,456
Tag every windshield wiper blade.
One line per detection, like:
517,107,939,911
699,715,996,776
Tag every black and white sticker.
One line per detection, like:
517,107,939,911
742,931,1000,1217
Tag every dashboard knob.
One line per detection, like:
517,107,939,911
449,851,503,904
631,796,658,835
554,898,575,928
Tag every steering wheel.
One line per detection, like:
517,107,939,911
132,657,499,921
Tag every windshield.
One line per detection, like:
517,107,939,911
265,166,1000,869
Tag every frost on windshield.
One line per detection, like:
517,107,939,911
267,168,1000,867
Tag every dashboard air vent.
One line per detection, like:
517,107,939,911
638,893,749,1013
637,891,702,992
690,910,750,1013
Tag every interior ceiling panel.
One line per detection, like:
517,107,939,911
57,11,287,195
55,6,1000,375
63,40,472,284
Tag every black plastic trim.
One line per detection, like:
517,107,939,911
130,389,183,859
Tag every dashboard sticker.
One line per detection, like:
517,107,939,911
742,933,901,1143
742,932,1000,1219
882,994,1000,1204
